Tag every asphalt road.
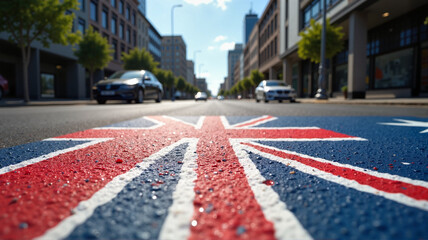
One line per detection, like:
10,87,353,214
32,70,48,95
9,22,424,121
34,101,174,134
0,99,427,149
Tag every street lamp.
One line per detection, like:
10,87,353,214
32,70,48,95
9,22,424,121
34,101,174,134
171,4,182,100
315,0,328,99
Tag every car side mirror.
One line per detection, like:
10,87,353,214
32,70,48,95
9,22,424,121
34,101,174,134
144,76,150,82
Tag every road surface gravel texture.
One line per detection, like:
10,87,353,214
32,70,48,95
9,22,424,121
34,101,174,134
0,115,427,239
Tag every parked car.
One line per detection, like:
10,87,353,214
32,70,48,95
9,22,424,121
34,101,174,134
255,80,296,103
0,74,9,100
217,95,224,100
92,70,163,104
195,92,207,101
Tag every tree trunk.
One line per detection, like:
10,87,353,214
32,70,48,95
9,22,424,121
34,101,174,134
89,69,94,100
21,46,31,103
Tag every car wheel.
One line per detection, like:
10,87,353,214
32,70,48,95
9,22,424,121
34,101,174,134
256,97,260,103
279,100,283,103
97,99,106,104
126,100,133,104
135,89,144,103
264,94,269,103
290,99,296,103
155,91,162,103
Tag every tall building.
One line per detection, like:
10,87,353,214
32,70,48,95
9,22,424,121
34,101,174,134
243,10,259,45
138,0,146,16
227,43,243,90
148,24,162,63
161,36,187,78
186,60,195,85
196,78,207,92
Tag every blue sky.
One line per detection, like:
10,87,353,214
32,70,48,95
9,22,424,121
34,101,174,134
147,0,268,95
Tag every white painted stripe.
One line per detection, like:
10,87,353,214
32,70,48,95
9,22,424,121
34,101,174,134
93,116,165,130
233,115,277,128
241,141,428,212
0,138,113,175
246,141,428,189
219,116,321,130
230,140,313,240
162,116,206,129
36,138,193,240
159,138,198,240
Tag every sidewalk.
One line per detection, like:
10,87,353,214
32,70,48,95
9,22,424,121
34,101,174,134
1,97,428,107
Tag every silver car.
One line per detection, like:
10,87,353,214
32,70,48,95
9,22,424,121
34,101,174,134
255,80,296,103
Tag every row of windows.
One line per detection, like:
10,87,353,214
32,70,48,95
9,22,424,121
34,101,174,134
89,0,136,27
260,14,277,48
260,0,277,30
302,0,340,28
259,37,277,66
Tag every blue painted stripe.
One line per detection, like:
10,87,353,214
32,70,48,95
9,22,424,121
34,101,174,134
102,117,157,128
255,117,428,181
0,140,90,168
66,143,189,240
248,151,428,240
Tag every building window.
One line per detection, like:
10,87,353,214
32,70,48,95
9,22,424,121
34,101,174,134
133,31,137,47
78,0,85,11
132,12,136,26
90,1,97,21
374,48,413,89
78,18,86,33
111,16,117,34
126,5,130,20
119,22,124,39
126,27,131,43
111,0,116,8
119,0,124,14
112,39,118,60
102,7,108,29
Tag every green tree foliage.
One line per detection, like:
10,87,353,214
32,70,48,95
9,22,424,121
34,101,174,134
298,19,344,63
122,48,158,71
250,70,265,87
0,0,81,102
74,27,113,99
218,89,225,96
425,17,428,25
176,77,187,92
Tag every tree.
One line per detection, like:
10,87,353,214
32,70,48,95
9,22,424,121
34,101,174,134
250,70,264,87
74,27,113,99
298,18,344,63
0,0,80,102
122,48,158,71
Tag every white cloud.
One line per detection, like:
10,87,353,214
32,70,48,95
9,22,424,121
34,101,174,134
214,35,227,42
216,0,231,10
184,0,213,6
219,41,235,51
207,46,215,51
184,0,231,10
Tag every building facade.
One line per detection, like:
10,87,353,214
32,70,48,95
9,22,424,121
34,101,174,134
279,0,428,98
243,11,259,45
186,60,195,85
226,43,243,90
161,36,187,78
196,78,207,93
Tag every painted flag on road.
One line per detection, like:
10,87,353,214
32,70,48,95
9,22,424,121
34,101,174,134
0,116,427,239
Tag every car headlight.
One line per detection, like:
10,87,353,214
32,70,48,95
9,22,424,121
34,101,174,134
92,86,98,90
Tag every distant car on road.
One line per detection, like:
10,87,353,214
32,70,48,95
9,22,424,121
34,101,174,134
217,95,224,100
0,74,9,100
92,70,163,104
255,80,296,103
195,92,207,101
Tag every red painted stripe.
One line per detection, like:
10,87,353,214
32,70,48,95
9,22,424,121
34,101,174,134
234,116,274,128
243,142,428,201
228,128,356,139
0,117,193,240
189,117,275,240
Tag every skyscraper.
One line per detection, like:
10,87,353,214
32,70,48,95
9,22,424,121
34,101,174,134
243,9,258,45
138,0,146,16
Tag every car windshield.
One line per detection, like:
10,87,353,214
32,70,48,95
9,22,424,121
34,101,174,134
266,81,286,87
109,71,143,80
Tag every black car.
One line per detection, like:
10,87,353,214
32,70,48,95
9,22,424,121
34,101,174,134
93,70,163,104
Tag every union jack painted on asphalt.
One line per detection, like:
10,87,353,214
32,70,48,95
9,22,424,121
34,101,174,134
0,116,427,239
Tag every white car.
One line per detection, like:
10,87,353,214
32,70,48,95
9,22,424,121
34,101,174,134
255,80,296,103
195,92,207,101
